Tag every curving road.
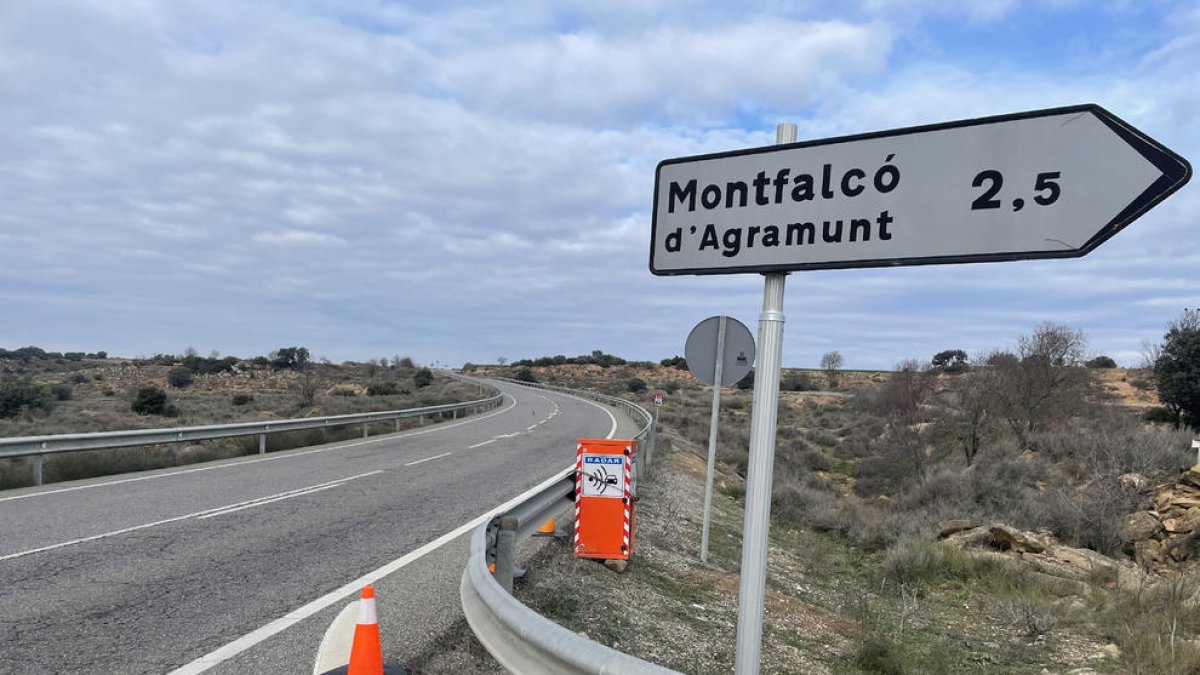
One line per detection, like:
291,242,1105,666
0,379,637,674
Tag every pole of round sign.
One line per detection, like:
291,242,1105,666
733,122,795,675
699,316,727,563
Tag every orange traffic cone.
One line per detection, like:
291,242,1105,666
347,585,383,675
533,517,556,537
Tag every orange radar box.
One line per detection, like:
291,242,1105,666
573,438,637,560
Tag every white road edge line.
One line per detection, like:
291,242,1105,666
467,439,494,449
0,394,517,504
404,452,451,467
0,471,383,561
168,463,579,675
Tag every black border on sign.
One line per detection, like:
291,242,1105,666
648,103,1192,276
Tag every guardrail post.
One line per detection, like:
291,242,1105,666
395,418,401,433
362,423,369,439
644,407,658,475
495,515,518,593
453,408,458,420
258,433,266,455
32,454,43,486
170,442,181,460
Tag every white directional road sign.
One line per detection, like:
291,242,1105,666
651,104,1191,275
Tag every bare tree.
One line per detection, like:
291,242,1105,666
1138,338,1162,370
992,323,1089,446
298,367,321,409
1169,308,1200,332
935,354,1001,466
874,359,932,419
497,356,508,366
820,350,844,388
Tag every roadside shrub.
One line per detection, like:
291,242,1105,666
51,384,73,401
800,447,832,472
1143,406,1178,425
883,539,979,587
231,394,254,406
806,428,839,447
1086,355,1118,368
782,371,818,391
167,367,194,388
71,374,89,384
660,355,687,369
0,378,54,418
627,377,647,393
1036,476,1138,555
1031,417,1190,477
413,368,434,388
853,633,906,675
514,367,537,383
131,387,169,416
736,369,754,390
367,382,400,396
329,384,359,397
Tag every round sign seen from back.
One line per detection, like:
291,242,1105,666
685,316,755,386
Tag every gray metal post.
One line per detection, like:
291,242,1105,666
32,454,43,486
700,316,727,563
1193,439,1199,467
734,123,794,675
362,423,369,439
453,408,458,420
395,418,401,433
645,405,659,474
495,515,518,593
258,433,266,455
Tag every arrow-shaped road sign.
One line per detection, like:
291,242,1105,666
651,104,1191,275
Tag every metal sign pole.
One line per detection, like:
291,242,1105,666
734,122,795,675
647,403,660,472
700,316,728,563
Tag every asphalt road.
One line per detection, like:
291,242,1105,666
0,380,637,674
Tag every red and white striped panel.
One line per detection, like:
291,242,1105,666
573,442,584,552
622,445,632,552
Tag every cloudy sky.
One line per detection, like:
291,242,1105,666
1,1,1197,369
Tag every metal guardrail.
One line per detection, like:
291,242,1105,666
460,377,679,674
1,379,504,486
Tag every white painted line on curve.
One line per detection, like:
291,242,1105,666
404,452,451,467
467,439,494,449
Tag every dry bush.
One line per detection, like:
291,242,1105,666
853,423,930,498
882,539,979,588
1093,574,1200,674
